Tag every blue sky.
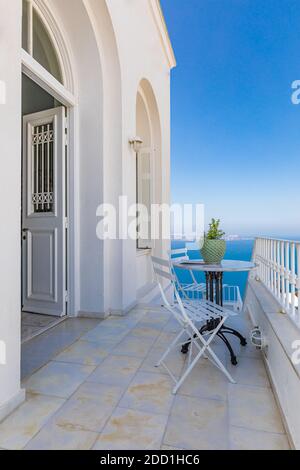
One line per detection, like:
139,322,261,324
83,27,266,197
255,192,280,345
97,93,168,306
161,0,300,237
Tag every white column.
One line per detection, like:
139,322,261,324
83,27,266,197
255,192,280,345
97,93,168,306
0,0,25,421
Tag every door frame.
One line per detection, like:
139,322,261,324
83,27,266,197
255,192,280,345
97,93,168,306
22,52,78,316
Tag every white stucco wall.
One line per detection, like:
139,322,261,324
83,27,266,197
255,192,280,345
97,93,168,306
50,0,106,317
0,0,25,420
0,0,174,418
105,0,172,312
66,0,173,315
48,0,173,317
136,252,155,300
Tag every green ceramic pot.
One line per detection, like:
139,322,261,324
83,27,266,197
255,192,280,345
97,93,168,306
200,239,226,264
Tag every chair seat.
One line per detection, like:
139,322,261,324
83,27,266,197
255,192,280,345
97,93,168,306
181,298,238,323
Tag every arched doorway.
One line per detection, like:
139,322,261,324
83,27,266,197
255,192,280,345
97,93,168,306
21,0,123,339
135,79,163,300
21,1,76,340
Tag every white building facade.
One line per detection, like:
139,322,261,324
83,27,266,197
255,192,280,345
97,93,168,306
0,0,175,421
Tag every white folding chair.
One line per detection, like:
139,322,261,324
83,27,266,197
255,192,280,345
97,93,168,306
169,248,206,300
151,256,237,394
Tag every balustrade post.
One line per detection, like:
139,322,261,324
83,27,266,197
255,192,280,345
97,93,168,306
291,243,296,318
254,238,300,328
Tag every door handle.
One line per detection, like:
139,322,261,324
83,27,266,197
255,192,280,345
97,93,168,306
22,228,29,241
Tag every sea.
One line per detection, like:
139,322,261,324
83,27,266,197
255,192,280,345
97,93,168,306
172,236,300,299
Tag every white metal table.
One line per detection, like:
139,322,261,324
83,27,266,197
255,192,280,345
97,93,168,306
172,259,257,365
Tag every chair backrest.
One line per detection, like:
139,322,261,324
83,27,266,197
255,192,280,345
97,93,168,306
151,256,173,281
151,256,190,326
168,248,189,263
169,247,197,289
151,256,174,306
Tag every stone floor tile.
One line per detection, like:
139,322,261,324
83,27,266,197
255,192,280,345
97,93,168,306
54,340,108,366
229,425,290,450
81,324,129,345
52,382,123,433
162,319,182,334
153,331,179,349
164,395,229,450
139,346,186,378
52,318,101,334
160,445,184,450
227,357,270,388
225,314,253,334
178,361,228,402
23,361,95,398
130,325,162,339
22,330,81,361
112,335,155,358
127,307,148,319
25,419,98,450
119,372,174,415
225,335,262,360
228,384,285,434
140,310,170,326
87,355,143,388
0,393,64,450
21,354,50,381
97,316,138,330
93,408,168,450
21,318,101,380
203,341,228,365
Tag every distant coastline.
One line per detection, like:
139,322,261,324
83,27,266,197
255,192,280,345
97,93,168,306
171,234,300,242
171,234,255,242
224,235,255,241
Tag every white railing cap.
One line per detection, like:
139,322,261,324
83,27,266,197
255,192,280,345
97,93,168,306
255,236,300,245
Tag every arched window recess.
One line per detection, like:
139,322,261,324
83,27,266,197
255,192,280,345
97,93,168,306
22,0,64,84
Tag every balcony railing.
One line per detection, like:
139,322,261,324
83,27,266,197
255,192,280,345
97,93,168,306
253,237,300,327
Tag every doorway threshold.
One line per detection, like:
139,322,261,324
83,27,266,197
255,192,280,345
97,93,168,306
21,312,66,344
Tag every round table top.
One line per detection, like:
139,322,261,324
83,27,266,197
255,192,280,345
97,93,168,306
172,259,257,273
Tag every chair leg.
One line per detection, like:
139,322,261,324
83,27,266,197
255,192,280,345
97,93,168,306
220,326,247,346
173,326,236,394
217,331,238,366
205,344,236,384
181,319,222,355
155,329,187,368
172,344,206,394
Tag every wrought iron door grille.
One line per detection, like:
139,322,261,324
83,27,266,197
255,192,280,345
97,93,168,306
32,123,54,213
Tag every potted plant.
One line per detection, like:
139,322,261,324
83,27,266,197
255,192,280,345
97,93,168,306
200,218,226,264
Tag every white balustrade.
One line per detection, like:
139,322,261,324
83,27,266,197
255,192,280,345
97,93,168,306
254,237,300,327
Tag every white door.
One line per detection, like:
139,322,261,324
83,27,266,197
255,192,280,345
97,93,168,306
22,107,67,316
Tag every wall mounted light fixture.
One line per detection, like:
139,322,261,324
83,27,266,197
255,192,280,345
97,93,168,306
129,136,143,153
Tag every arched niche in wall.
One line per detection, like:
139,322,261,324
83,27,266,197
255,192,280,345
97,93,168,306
136,79,162,250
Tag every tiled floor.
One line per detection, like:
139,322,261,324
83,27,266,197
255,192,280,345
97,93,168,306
0,307,290,450
21,317,101,380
